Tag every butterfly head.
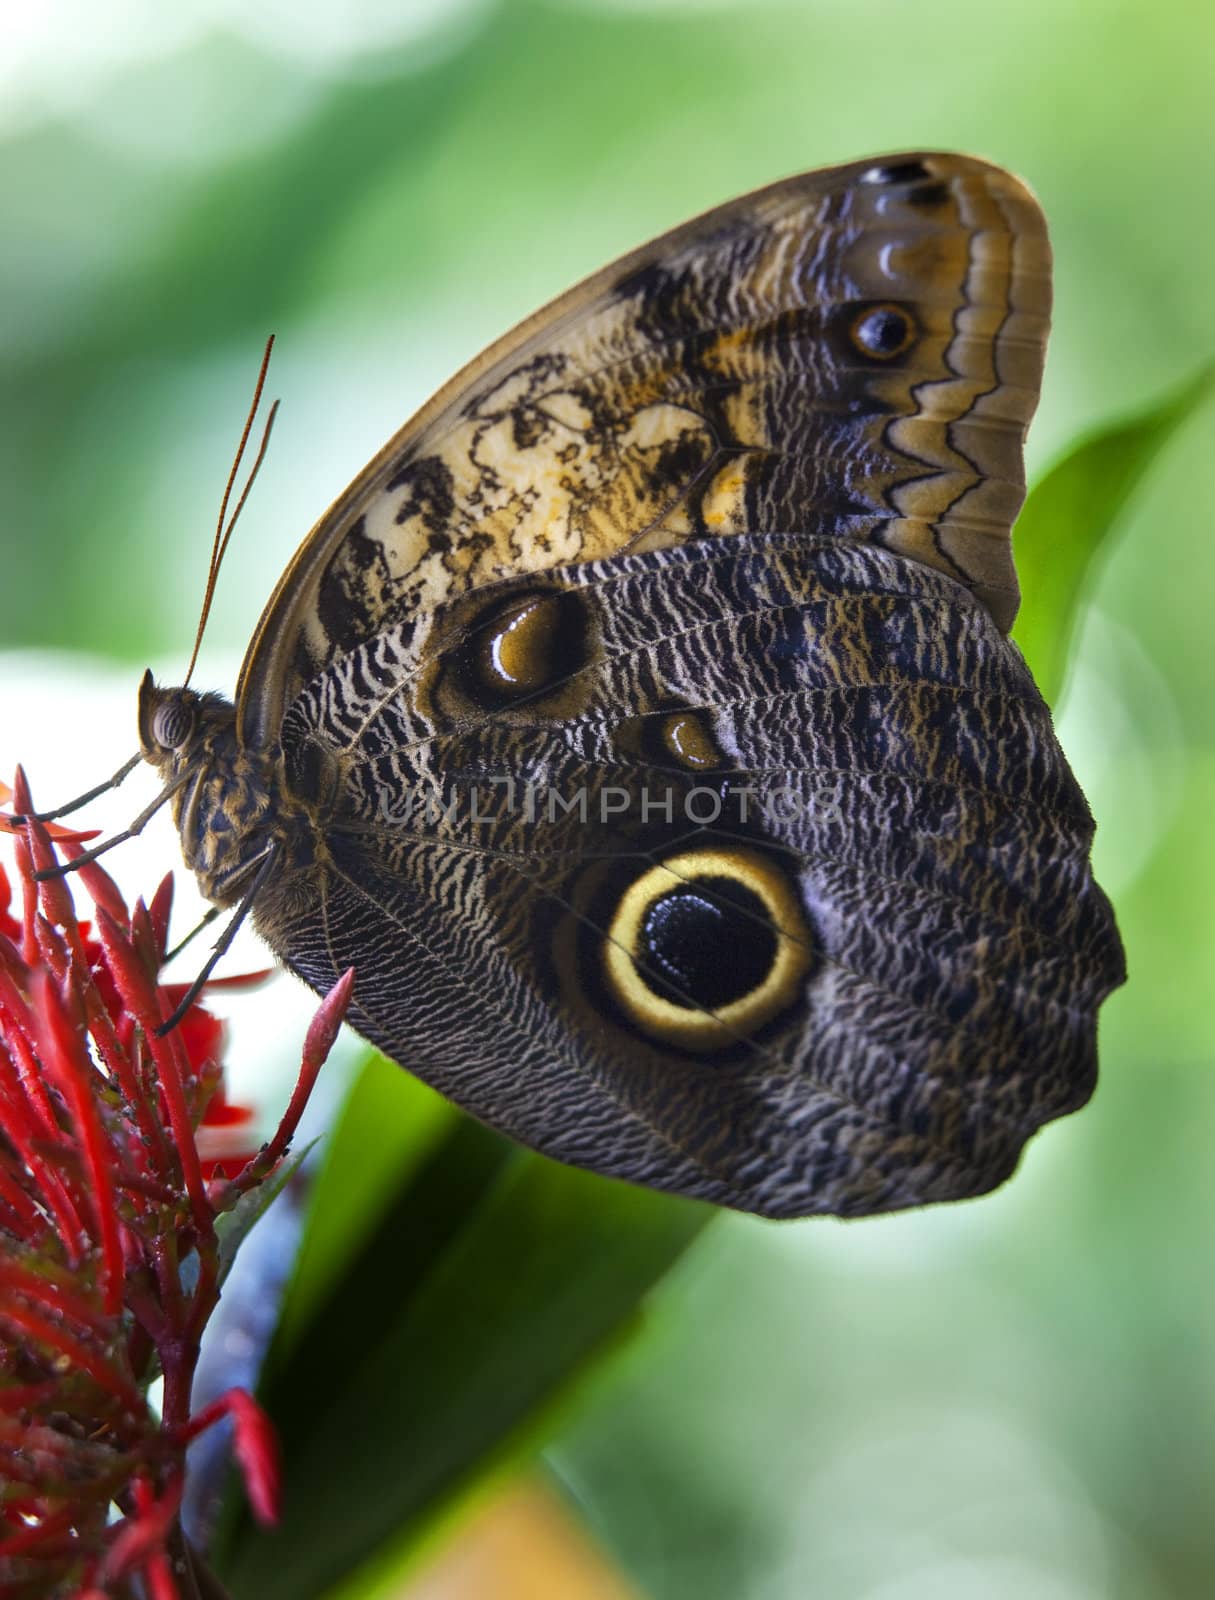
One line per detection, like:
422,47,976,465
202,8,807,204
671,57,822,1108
137,671,210,776
137,669,311,909
138,674,195,755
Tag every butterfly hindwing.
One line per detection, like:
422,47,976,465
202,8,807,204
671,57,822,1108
258,532,1122,1217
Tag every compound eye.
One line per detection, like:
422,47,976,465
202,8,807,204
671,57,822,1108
151,698,195,751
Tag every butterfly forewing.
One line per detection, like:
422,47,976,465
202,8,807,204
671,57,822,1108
236,153,1048,748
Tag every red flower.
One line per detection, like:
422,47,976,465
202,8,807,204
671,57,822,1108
0,770,352,1598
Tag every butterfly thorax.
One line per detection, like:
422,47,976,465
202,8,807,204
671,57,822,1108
137,672,315,909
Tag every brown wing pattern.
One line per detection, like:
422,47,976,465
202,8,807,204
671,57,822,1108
236,153,1049,749
259,536,1124,1218
141,150,1124,1219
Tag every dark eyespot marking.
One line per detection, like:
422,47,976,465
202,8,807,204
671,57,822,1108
640,878,776,1009
860,159,932,186
601,847,816,1052
848,303,916,361
610,708,727,772
457,588,591,710
663,712,722,771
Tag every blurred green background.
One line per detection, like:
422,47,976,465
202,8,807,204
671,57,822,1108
3,1,1213,1596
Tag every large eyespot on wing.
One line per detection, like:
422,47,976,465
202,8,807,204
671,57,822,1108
597,845,818,1054
235,152,1049,750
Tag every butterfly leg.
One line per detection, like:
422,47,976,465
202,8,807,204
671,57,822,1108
10,751,142,824
155,843,279,1036
32,770,192,881
163,904,223,965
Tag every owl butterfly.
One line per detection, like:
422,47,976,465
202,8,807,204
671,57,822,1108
127,152,1123,1219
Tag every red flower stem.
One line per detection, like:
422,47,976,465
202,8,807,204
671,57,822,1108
36,971,126,1316
0,1499,79,1558
146,1544,179,1600
0,963,61,1132
0,1161,46,1234
11,787,41,967
83,985,172,1177
0,1049,87,1258
95,907,212,1231
0,1040,59,1156
178,1388,280,1526
35,1135,181,1214
33,911,72,998
63,843,131,925
181,1250,219,1376
18,796,93,983
176,1393,231,1442
0,1380,63,1412
110,1166,182,1207
130,897,169,989
124,1280,175,1347
0,1261,114,1337
0,1302,142,1412
147,873,174,961
168,1233,220,1423
124,1032,178,1181
10,1026,66,1143
151,1233,185,1336
151,1247,210,1433
146,1027,212,1229
107,1474,185,1600
226,965,355,1200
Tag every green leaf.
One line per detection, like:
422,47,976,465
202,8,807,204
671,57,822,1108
214,1140,320,1289
266,1059,461,1362
216,1054,710,1599
1013,362,1215,702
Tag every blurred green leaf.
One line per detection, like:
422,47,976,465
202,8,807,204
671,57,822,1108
216,1055,710,1599
1014,362,1214,702
267,1061,459,1360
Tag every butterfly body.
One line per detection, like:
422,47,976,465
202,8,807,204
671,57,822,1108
137,680,297,907
141,153,1125,1218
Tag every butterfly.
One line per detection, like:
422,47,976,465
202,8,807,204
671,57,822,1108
126,151,1123,1219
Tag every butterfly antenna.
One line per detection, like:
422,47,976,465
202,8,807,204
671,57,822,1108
182,334,279,690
